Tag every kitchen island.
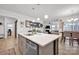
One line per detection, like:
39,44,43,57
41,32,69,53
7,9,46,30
18,33,61,55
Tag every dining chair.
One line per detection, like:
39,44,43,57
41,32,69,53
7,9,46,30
72,32,79,46
63,32,72,45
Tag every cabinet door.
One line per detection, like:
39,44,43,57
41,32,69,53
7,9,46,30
18,35,28,54
18,35,24,54
22,37,27,54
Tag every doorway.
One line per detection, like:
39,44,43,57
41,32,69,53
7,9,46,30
6,17,17,39
15,20,17,38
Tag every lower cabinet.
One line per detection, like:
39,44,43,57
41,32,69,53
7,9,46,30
39,42,54,55
18,35,26,54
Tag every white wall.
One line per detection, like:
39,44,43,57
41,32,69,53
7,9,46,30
0,8,44,38
0,8,34,34
0,17,4,36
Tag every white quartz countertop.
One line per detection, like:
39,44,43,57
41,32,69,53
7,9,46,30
18,33,61,47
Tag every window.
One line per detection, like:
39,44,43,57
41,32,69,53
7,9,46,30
64,22,79,31
51,22,58,31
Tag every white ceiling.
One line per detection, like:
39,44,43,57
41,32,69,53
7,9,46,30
0,4,79,20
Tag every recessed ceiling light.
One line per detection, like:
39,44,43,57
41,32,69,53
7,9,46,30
67,18,78,22
71,18,74,21
74,18,78,21
67,18,73,22
67,20,71,22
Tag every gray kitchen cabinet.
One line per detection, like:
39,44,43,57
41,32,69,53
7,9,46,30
18,34,59,55
18,35,27,54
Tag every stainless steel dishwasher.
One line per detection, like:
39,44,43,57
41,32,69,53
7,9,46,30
25,39,38,55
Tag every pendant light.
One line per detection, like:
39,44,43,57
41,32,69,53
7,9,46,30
32,7,35,22
67,9,78,22
37,4,40,21
44,14,48,19
44,8,48,19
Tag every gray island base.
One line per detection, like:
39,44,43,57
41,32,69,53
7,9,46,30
18,33,61,55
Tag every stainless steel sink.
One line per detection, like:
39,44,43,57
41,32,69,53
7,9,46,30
25,34,33,36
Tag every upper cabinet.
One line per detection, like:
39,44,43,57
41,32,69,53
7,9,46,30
25,20,43,28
